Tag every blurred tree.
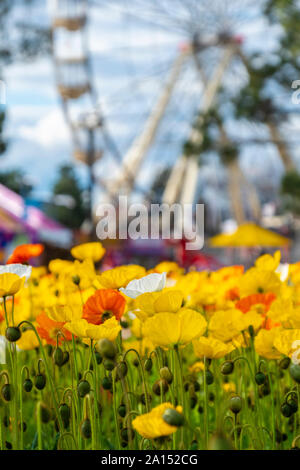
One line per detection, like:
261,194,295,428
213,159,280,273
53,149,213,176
0,169,33,196
281,170,300,214
233,0,300,173
0,0,51,159
46,165,87,229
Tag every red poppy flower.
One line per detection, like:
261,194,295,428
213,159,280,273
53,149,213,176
7,244,44,264
235,293,276,314
36,313,72,346
82,289,126,325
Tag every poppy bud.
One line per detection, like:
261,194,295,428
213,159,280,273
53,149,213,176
61,351,70,366
23,378,33,393
160,367,173,384
102,376,112,390
281,402,293,418
35,373,46,390
103,359,115,371
116,361,128,380
77,380,90,398
198,405,204,414
38,403,51,424
190,395,197,409
97,338,116,359
194,381,200,392
162,408,184,427
229,396,242,414
1,384,13,402
120,320,129,329
3,416,9,427
132,358,139,368
72,275,80,286
59,403,71,428
288,399,298,414
290,364,300,384
94,351,102,365
152,379,169,396
255,372,266,385
5,441,12,450
190,440,198,450
221,361,234,375
279,357,291,370
118,404,126,418
248,325,255,338
144,357,153,372
19,421,27,433
5,326,21,342
121,427,135,442
53,347,64,367
80,418,92,439
205,370,214,385
140,393,152,406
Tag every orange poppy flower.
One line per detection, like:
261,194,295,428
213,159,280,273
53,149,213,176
263,317,281,330
235,293,276,314
225,286,240,301
36,312,72,346
82,289,125,325
7,244,44,264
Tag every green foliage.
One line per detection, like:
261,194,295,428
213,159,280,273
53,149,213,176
280,170,300,214
0,169,32,196
46,165,87,230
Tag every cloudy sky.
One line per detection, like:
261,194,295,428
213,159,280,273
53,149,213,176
0,0,299,213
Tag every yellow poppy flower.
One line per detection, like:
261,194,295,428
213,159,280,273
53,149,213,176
17,329,40,351
0,265,31,298
48,259,73,275
123,338,154,356
143,309,207,348
174,271,204,297
209,309,246,342
62,259,96,292
64,316,121,341
267,298,294,326
46,304,82,323
239,268,281,297
223,382,236,394
254,328,282,359
132,403,183,439
133,289,183,320
154,261,183,275
193,336,235,359
71,242,106,262
95,265,146,289
273,329,300,358
255,250,281,272
189,361,205,373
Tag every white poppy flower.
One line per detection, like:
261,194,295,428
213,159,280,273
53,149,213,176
0,264,32,280
276,263,289,282
120,272,166,299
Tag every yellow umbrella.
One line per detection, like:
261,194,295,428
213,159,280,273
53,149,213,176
210,222,290,248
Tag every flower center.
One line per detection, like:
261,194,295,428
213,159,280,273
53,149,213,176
101,311,112,322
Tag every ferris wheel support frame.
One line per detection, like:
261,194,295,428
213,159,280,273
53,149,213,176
163,44,237,210
104,46,191,202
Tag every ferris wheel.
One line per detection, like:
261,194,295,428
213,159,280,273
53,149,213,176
49,0,268,229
